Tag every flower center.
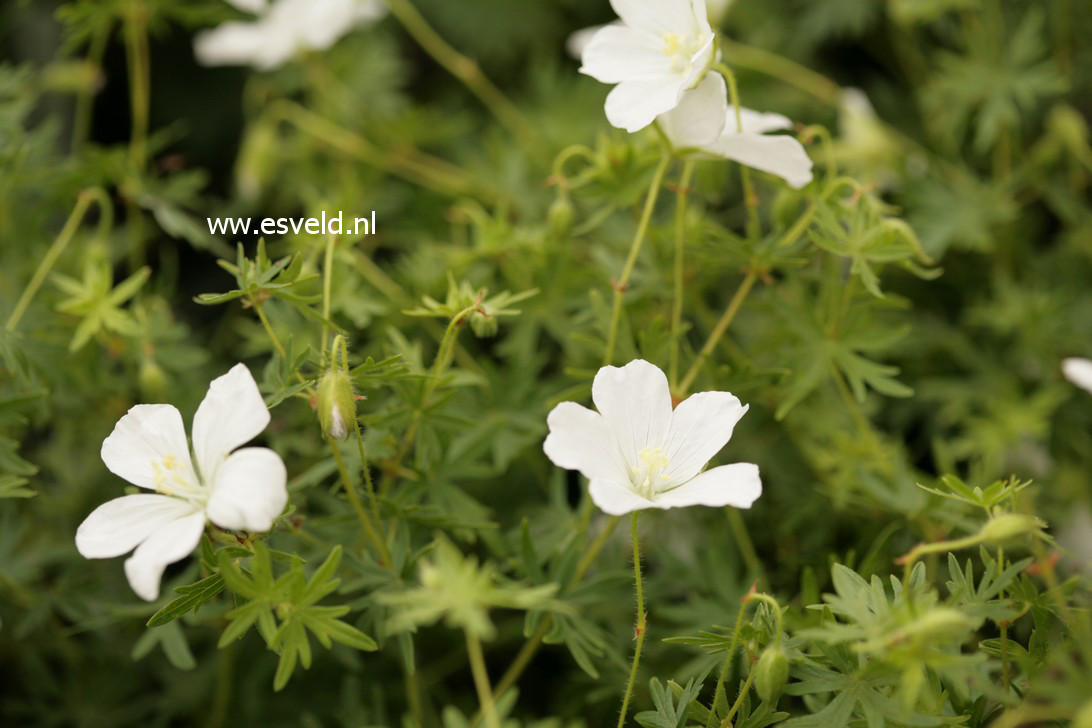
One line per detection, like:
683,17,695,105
151,454,208,506
631,447,671,498
662,32,705,75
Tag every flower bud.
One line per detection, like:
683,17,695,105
979,514,1043,545
138,359,169,400
547,195,574,238
316,369,356,440
754,646,789,703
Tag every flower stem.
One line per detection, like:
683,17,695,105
719,39,842,106
123,0,150,271
706,599,748,727
6,188,112,333
321,233,337,360
466,631,501,728
677,268,758,396
603,154,672,365
617,512,646,728
486,516,620,714
72,20,111,151
384,0,539,154
669,160,696,389
726,508,766,591
329,436,391,566
998,545,1010,696
719,669,756,727
716,64,761,241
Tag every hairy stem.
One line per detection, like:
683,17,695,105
677,269,758,396
604,154,672,365
617,512,646,728
329,437,391,565
707,599,748,727
466,631,501,728
669,161,696,388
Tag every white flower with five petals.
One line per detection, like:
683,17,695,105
76,364,287,601
579,0,716,133
659,73,814,189
543,359,761,515
194,0,386,71
1063,357,1092,394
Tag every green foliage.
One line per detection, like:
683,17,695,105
1,0,1090,725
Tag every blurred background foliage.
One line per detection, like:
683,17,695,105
1,0,1090,726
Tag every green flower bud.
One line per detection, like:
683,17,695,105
547,195,574,238
979,514,1043,545
138,359,169,400
754,646,789,703
316,369,356,440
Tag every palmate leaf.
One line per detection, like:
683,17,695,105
216,544,378,691
146,573,226,627
635,672,707,728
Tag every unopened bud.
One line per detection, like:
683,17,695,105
316,369,356,440
754,646,789,703
979,514,1043,545
138,359,169,400
547,195,574,238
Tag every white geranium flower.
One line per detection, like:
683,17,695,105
544,359,761,516
659,73,814,188
567,0,732,61
76,364,287,601
1063,357,1092,393
194,0,386,71
579,0,717,133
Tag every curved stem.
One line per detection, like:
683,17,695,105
669,161,696,388
321,233,337,360
719,670,756,728
617,512,646,728
603,154,672,365
677,269,758,396
719,39,842,106
6,188,112,333
466,631,501,728
329,436,391,565
726,508,766,591
384,0,539,153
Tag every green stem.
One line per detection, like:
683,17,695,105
717,64,761,241
706,600,748,727
6,188,112,333
669,161,696,388
898,533,987,586
466,631,501,728
321,233,337,360
677,269,758,396
719,670,756,728
487,516,620,712
123,0,150,270
603,154,672,365
726,508,766,591
72,20,111,151
998,545,1010,697
384,0,539,153
329,437,391,565
617,512,646,728
719,39,842,106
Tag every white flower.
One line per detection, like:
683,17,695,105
543,359,761,516
194,0,386,71
76,364,288,601
1063,357,1092,394
659,73,814,188
579,0,716,133
567,0,732,61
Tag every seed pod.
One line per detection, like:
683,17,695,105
316,369,356,440
547,195,574,238
754,646,789,703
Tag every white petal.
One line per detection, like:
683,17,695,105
733,108,793,135
663,392,748,483
287,0,358,50
592,360,674,471
660,72,728,149
543,402,628,482
123,511,207,601
611,0,708,36
710,132,814,189
192,364,270,485
205,447,288,532
1063,358,1092,393
193,22,270,67
654,463,761,509
589,478,656,515
76,494,202,559
354,0,387,24
567,24,607,61
605,78,687,133
101,404,199,491
579,25,673,84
